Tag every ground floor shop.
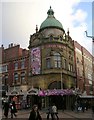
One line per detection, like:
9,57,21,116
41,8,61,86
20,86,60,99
26,89,75,110
26,95,75,110
6,88,77,110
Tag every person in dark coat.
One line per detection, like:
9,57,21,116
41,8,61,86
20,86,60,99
28,104,42,120
10,100,17,118
81,101,85,112
46,105,54,120
3,101,9,118
91,101,94,113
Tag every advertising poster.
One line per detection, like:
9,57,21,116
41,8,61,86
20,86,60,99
31,47,41,75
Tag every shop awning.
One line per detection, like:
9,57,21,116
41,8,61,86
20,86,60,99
79,95,94,99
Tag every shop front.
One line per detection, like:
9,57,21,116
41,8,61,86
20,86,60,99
38,89,74,110
27,88,41,109
6,90,24,110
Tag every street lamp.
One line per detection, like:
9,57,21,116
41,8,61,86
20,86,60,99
61,67,63,89
60,55,63,89
85,31,94,41
4,75,8,92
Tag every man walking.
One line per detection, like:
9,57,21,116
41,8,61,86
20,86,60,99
3,101,9,118
52,103,59,120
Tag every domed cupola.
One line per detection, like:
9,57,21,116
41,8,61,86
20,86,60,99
39,6,64,31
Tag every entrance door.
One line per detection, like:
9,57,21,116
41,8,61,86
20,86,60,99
49,95,66,110
48,81,66,109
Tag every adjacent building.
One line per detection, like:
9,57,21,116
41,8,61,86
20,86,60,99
0,44,29,97
74,41,93,95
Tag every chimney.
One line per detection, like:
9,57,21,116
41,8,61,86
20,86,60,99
67,28,70,36
9,44,10,48
1,44,4,48
11,43,13,47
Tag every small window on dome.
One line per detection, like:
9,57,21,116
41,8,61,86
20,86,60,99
49,35,53,41
60,36,63,41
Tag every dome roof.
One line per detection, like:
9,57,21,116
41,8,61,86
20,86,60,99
40,7,64,31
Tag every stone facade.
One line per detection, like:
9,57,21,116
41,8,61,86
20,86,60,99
28,7,76,91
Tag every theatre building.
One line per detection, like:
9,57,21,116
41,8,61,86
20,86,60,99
28,7,76,109
1,7,94,110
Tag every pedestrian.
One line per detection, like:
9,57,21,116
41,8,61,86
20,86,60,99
3,101,9,118
52,103,59,120
74,101,79,112
62,98,65,112
46,105,54,120
10,100,17,118
28,104,42,120
92,105,94,113
62,103,65,112
71,104,74,111
85,100,89,111
91,101,94,113
81,101,85,112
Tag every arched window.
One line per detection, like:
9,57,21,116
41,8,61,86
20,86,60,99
21,60,25,69
49,35,53,41
21,72,26,84
46,58,51,68
53,52,61,68
14,73,18,84
60,36,63,41
14,62,18,70
64,59,66,69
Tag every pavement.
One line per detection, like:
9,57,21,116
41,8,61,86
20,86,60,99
1,108,94,120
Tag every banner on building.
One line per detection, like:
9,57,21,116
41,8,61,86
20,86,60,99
31,47,41,75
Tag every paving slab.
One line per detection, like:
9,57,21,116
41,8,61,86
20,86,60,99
1,109,94,120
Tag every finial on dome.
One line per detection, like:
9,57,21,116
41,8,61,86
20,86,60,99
47,6,54,16
35,25,38,33
67,28,70,36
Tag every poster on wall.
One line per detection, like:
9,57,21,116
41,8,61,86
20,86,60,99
31,47,41,75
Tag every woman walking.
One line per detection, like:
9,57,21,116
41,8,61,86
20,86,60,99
28,104,42,120
3,101,9,118
10,100,17,118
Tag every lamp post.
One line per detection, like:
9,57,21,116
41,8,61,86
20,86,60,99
60,55,63,89
4,75,8,92
61,67,63,89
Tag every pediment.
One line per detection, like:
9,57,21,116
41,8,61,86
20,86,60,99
27,88,38,95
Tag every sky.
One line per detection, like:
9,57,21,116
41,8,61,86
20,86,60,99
1,0,94,54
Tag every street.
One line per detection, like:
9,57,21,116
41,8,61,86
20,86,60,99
1,108,94,120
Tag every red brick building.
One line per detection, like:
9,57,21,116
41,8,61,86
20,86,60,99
0,44,29,96
74,41,94,95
